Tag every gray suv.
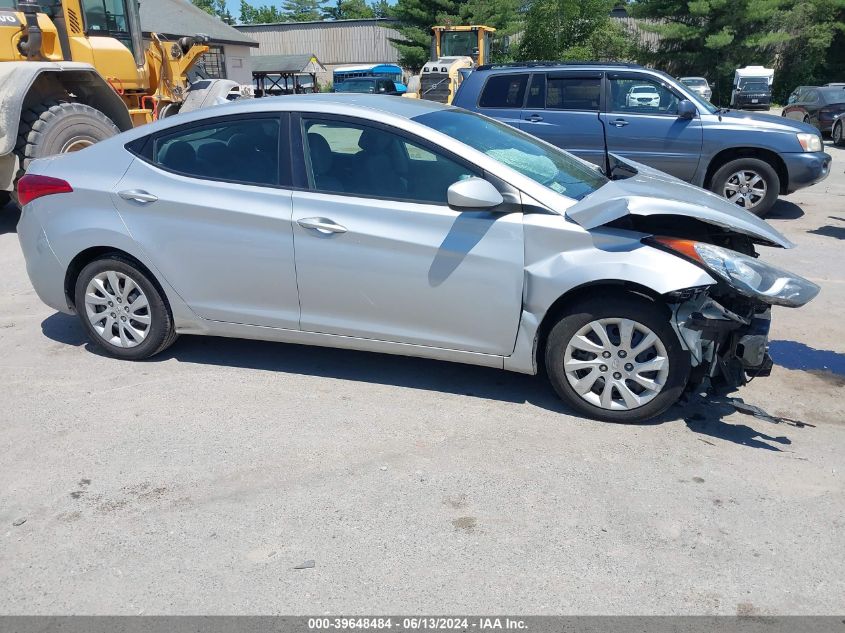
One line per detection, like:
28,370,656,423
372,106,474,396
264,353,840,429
452,62,832,216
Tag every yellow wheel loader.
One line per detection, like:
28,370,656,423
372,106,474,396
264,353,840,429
0,0,236,205
405,25,495,104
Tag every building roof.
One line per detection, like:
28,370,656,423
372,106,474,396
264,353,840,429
235,17,395,29
251,54,327,75
140,0,259,47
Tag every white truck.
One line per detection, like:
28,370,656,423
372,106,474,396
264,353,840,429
731,66,775,109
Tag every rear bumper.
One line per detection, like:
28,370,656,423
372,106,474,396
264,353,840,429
782,151,832,192
17,205,72,314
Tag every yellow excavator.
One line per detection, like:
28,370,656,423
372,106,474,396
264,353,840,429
405,25,495,104
0,0,236,205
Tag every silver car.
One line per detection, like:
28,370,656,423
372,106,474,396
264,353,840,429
16,95,819,423
679,76,713,102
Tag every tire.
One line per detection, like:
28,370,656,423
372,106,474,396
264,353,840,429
15,101,120,176
802,114,810,124
0,191,9,209
709,157,780,217
74,255,177,360
833,120,844,146
544,295,690,423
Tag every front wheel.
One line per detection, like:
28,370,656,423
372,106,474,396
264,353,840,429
833,120,844,146
74,255,177,360
544,295,690,423
709,157,779,217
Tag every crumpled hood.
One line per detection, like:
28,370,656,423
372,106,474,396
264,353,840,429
566,157,794,248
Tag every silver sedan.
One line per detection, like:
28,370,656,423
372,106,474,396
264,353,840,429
16,95,818,422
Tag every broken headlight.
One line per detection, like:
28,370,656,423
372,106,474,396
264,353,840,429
648,237,820,307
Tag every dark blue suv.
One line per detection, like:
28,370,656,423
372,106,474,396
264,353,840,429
453,62,832,216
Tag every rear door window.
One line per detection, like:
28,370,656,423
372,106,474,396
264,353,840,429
151,117,281,186
546,75,601,111
479,74,529,108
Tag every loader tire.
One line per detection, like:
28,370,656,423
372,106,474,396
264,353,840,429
15,101,120,176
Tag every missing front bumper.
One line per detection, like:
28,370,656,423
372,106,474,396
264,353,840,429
671,290,773,394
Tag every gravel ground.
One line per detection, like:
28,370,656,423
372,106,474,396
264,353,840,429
0,138,843,616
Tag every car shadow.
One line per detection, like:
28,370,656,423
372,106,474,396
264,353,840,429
40,312,809,449
769,339,845,384
766,199,804,220
683,404,793,452
41,312,571,414
807,225,845,240
0,203,20,235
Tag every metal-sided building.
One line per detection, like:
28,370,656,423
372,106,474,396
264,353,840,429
140,0,259,85
234,18,401,86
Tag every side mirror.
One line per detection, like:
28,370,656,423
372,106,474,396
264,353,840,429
447,177,504,210
678,99,697,120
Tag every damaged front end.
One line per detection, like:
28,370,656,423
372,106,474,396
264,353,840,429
657,238,820,396
668,287,774,396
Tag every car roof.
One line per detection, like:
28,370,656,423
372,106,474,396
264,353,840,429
113,94,450,142
679,76,707,81
474,61,642,73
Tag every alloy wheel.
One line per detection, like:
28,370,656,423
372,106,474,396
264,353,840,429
84,271,151,348
563,318,669,411
723,170,767,210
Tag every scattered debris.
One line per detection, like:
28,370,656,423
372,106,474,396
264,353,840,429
711,396,813,427
692,477,705,483
294,559,315,570
697,438,717,446
379,465,387,471
12,517,26,526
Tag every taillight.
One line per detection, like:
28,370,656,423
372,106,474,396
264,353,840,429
17,174,73,206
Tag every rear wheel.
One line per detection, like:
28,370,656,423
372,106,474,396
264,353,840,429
15,101,119,176
74,255,177,360
544,295,690,423
833,120,844,146
709,157,779,217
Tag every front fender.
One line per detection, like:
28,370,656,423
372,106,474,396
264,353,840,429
503,215,715,374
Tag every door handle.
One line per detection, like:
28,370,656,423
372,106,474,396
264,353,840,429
610,118,629,127
118,189,158,203
526,114,544,122
297,217,347,235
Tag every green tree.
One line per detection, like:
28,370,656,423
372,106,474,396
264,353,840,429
388,0,468,71
457,0,522,61
323,0,375,19
282,0,325,21
239,0,285,23
517,0,633,62
191,0,234,23
370,0,391,17
632,0,845,104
